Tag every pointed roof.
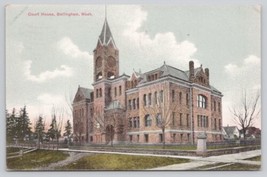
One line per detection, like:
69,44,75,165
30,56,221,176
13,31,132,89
98,18,117,48
73,86,93,103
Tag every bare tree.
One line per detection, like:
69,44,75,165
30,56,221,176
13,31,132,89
141,82,179,149
230,91,260,139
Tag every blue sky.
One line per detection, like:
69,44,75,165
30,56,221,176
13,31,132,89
5,4,261,128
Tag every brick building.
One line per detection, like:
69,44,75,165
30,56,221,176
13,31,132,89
73,17,223,145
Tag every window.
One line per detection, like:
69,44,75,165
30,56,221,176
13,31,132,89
179,92,182,104
214,101,216,111
145,114,152,127
159,134,163,143
129,135,133,142
197,95,207,108
156,113,162,126
148,93,152,106
172,112,175,126
214,118,217,130
99,88,102,97
186,93,189,106
179,113,182,126
119,86,122,95
137,117,140,128
154,91,158,105
114,87,117,97
133,117,137,128
187,134,190,141
186,114,189,127
133,99,136,109
137,135,140,142
129,118,132,128
173,133,176,142
143,94,147,106
96,89,99,98
180,134,183,141
137,98,139,109
145,134,149,143
219,119,221,130
128,100,132,110
172,90,175,102
160,90,164,102
218,102,221,112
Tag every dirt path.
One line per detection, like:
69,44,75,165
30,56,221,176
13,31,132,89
36,152,91,170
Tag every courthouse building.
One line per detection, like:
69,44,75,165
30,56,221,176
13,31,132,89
73,17,223,145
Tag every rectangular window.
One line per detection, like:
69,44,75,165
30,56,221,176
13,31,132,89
129,118,132,128
179,92,182,104
114,87,117,97
172,112,175,126
214,118,217,130
137,117,140,128
197,115,200,127
137,135,140,142
186,93,189,106
133,99,136,109
143,94,147,106
159,134,163,143
145,134,149,143
219,119,221,130
214,101,216,111
148,93,152,105
172,90,175,102
119,86,122,96
160,90,164,103
156,113,162,126
129,135,133,142
145,115,152,127
218,102,221,112
186,114,189,127
154,91,158,105
180,113,182,126
137,98,139,109
128,100,132,110
173,133,176,142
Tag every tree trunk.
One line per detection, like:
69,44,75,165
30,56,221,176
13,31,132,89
162,128,165,149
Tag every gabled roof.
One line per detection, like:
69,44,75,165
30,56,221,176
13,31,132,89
98,18,117,48
73,86,93,103
223,126,239,136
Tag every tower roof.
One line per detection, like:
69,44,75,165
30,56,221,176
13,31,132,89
98,18,117,48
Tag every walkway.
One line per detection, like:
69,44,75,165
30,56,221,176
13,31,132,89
150,149,261,170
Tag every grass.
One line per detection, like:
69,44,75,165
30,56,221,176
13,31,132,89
6,147,22,154
245,156,261,161
213,163,261,171
7,149,69,170
192,162,226,170
59,154,190,170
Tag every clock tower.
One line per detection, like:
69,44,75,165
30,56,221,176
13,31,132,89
93,18,119,82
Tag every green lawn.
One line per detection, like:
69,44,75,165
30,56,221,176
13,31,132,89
7,149,69,170
6,147,21,154
59,154,190,170
213,163,261,171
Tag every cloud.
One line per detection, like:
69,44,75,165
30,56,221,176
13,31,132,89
24,60,73,83
37,93,65,105
57,37,92,59
224,55,260,77
122,6,199,69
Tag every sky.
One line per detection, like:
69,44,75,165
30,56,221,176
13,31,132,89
5,4,261,129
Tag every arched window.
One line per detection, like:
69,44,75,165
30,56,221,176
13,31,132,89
145,114,152,127
96,72,102,80
197,95,207,108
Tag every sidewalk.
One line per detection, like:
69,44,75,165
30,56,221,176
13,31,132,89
150,150,261,170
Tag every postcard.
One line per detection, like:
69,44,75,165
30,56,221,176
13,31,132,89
5,4,261,171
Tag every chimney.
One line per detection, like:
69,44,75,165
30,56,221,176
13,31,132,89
205,68,209,85
189,61,194,82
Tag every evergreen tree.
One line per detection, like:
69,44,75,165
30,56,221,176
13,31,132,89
64,120,72,144
35,116,45,148
18,106,31,141
47,114,61,143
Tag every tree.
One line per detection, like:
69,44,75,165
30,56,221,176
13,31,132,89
6,108,16,143
230,91,260,139
141,82,179,149
35,116,45,148
17,106,32,141
64,120,72,145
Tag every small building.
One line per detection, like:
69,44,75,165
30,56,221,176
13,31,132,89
222,126,240,140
